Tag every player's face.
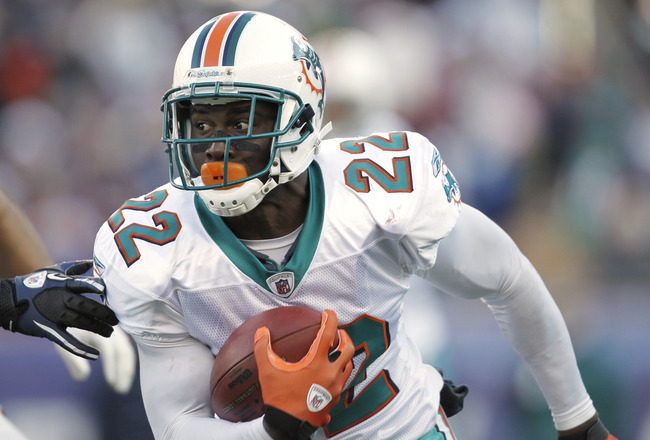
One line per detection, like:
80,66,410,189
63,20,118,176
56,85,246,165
189,100,277,178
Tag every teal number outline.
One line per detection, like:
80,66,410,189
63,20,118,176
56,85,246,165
340,132,413,193
324,315,398,437
340,132,409,154
109,190,182,266
344,157,413,193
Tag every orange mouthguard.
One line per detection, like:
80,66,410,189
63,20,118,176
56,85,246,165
201,162,247,189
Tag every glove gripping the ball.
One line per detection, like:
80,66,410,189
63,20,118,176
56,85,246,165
254,309,354,440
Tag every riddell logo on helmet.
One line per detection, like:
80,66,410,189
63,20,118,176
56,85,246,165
185,69,230,79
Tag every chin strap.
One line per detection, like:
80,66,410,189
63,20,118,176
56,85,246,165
275,121,333,186
316,122,333,153
200,177,273,217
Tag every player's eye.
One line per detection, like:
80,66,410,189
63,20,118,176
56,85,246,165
233,120,250,132
192,121,213,135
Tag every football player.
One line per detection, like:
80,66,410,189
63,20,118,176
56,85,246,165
93,11,617,440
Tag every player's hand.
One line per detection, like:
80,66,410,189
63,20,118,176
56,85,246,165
54,325,136,394
254,309,354,440
557,414,617,440
0,260,118,360
437,368,469,417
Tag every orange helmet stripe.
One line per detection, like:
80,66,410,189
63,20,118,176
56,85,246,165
203,12,240,67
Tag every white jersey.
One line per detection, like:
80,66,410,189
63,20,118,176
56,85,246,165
94,130,595,439
95,131,460,439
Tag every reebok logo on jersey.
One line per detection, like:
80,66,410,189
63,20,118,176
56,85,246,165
306,384,332,412
93,256,106,276
441,163,461,205
431,147,461,205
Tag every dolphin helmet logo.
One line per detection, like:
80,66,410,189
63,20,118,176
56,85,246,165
292,36,325,113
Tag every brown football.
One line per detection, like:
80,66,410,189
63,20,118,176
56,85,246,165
210,306,334,422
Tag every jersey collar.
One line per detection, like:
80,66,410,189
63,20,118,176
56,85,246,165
194,162,325,297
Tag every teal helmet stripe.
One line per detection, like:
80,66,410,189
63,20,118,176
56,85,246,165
190,12,256,69
191,19,216,69
222,12,256,66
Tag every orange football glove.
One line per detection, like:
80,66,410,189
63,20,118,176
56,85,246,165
254,309,354,437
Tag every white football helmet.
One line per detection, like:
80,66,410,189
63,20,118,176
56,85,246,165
162,11,330,216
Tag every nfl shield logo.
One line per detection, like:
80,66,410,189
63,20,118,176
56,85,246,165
266,272,295,298
23,270,47,289
275,279,291,295
310,394,324,409
306,384,332,412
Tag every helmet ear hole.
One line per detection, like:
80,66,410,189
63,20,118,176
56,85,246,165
293,104,315,130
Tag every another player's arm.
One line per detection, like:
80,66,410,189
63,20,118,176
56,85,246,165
419,203,616,439
0,261,118,359
0,188,52,277
0,190,118,360
0,190,135,392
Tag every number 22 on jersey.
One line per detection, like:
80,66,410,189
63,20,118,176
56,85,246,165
325,315,397,437
108,132,411,266
109,190,182,266
341,132,413,194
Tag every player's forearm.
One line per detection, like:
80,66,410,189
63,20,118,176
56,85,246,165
0,189,52,277
161,413,271,440
425,204,596,430
136,336,273,440
480,258,596,430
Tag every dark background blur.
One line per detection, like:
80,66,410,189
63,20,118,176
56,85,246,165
0,0,648,439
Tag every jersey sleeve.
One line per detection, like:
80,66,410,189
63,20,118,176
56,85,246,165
399,131,461,271
420,204,596,430
92,188,188,342
93,187,272,439
135,334,273,439
318,131,461,273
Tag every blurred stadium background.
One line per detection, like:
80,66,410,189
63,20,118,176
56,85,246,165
0,0,649,438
